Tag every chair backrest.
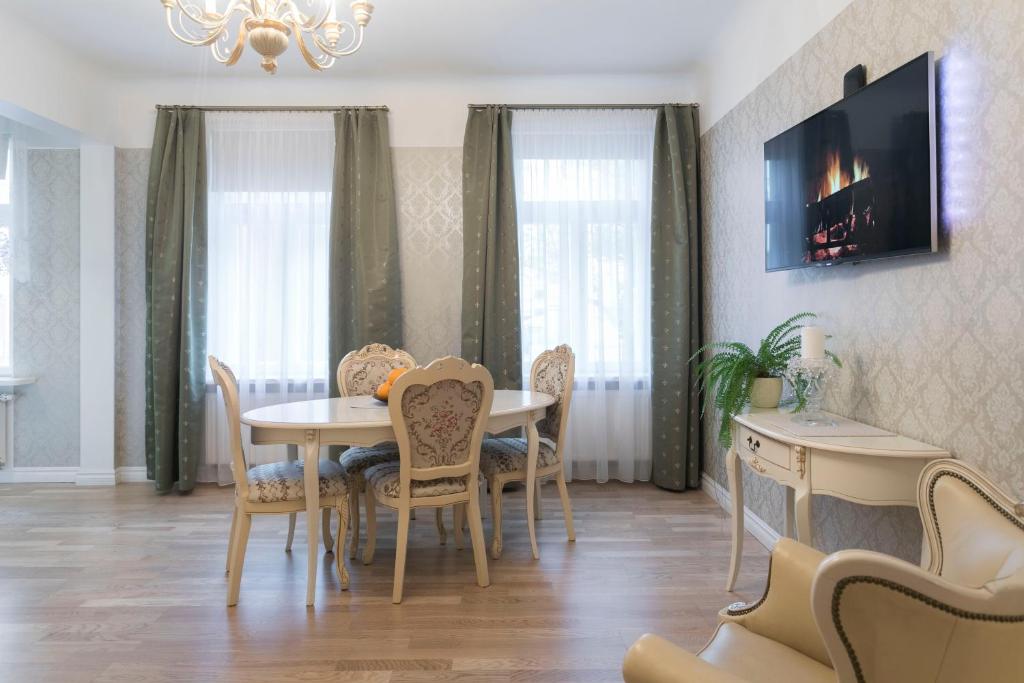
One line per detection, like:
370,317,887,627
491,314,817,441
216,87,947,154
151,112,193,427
530,344,575,452
336,343,417,397
918,458,1024,588
208,355,249,499
388,357,494,496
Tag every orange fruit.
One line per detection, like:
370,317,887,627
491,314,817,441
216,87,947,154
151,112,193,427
386,367,408,384
375,381,391,401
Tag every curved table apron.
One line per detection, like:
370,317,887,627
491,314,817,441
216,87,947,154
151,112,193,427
242,389,557,605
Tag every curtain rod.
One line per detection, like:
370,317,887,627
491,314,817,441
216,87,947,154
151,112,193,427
467,103,698,110
155,105,389,112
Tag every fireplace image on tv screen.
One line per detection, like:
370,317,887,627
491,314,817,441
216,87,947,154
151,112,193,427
763,52,937,271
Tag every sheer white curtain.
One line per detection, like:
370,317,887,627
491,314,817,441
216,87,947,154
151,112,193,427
202,111,333,484
511,108,656,483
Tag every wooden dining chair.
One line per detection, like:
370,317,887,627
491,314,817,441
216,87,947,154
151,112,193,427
209,355,351,606
361,357,493,603
283,343,418,558
480,344,576,559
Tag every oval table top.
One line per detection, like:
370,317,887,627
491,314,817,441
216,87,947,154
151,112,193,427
241,389,556,430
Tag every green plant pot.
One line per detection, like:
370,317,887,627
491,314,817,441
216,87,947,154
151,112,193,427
750,377,783,409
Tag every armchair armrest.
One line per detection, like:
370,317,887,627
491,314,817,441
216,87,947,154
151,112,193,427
812,549,1024,683
720,538,831,667
623,634,747,683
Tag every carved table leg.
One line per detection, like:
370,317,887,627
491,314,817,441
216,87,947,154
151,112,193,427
726,445,743,592
302,429,321,607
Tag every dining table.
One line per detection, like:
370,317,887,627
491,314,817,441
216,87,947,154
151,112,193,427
241,389,557,605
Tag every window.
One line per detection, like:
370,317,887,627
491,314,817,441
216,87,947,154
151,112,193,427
0,146,13,373
512,108,656,483
202,112,334,483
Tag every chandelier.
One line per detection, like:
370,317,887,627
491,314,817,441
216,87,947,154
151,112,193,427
160,1,375,74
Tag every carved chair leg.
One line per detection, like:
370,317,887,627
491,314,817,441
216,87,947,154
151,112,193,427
392,507,411,604
226,513,252,606
436,507,447,546
226,505,239,574
349,487,361,559
556,469,575,542
490,476,504,560
362,487,377,566
336,500,350,590
322,507,333,552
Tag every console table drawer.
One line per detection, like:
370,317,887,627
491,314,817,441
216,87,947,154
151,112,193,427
737,426,790,471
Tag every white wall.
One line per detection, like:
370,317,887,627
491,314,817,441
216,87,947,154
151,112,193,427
0,8,116,145
115,73,699,148
697,0,854,131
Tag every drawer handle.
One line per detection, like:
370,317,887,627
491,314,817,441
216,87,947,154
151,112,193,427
749,456,768,473
746,436,760,453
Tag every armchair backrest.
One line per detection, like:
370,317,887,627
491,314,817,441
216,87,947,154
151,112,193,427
918,459,1024,588
336,343,417,397
208,355,249,500
388,357,494,497
812,459,1024,683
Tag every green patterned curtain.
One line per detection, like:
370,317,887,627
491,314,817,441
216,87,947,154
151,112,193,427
328,108,402,394
461,106,522,389
145,107,208,493
650,104,703,491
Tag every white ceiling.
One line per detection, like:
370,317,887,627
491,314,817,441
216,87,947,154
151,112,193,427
0,0,743,79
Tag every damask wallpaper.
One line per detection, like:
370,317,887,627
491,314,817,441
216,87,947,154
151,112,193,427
115,148,149,468
393,147,464,364
111,146,465,468
13,150,80,468
701,0,1024,561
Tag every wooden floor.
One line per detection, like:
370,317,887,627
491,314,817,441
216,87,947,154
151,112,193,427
0,480,769,682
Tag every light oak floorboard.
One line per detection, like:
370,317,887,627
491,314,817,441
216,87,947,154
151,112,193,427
0,481,769,682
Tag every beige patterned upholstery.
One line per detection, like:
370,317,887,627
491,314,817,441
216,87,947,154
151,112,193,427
479,438,558,477
364,462,476,499
246,459,348,503
400,378,486,468
337,343,417,398
532,345,572,441
341,445,401,483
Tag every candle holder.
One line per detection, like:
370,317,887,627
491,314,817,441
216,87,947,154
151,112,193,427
784,357,836,427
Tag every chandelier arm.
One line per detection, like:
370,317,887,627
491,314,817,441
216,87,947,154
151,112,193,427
174,0,251,28
209,20,250,65
312,24,364,58
164,2,251,47
291,22,329,71
279,0,331,30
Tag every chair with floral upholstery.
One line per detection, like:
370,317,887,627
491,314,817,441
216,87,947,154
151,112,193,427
282,343,418,558
479,344,576,559
361,356,494,603
209,355,350,606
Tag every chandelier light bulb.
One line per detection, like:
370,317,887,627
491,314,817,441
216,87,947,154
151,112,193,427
160,0,374,74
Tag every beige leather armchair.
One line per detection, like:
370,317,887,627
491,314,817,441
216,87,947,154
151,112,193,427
623,460,1024,683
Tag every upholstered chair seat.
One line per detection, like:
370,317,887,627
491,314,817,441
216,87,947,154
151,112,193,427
365,462,479,499
479,438,558,476
341,445,401,483
622,459,1024,683
247,460,348,504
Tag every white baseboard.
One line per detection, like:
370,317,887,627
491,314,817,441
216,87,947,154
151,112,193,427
0,465,148,485
75,469,117,486
702,473,780,551
115,466,147,483
0,466,79,484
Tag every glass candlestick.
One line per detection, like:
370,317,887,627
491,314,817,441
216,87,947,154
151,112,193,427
784,357,835,427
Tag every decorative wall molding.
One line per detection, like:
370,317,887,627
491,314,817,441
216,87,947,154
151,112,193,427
702,473,779,551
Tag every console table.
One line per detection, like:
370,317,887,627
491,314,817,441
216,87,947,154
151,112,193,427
726,408,949,591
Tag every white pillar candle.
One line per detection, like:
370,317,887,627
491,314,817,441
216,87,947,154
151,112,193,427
801,326,825,359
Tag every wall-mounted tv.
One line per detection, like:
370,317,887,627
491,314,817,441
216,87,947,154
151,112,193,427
764,52,937,271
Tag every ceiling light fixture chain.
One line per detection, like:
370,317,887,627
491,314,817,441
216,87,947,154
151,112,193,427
160,0,374,74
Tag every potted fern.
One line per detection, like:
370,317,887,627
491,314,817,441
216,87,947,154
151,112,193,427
692,312,840,447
